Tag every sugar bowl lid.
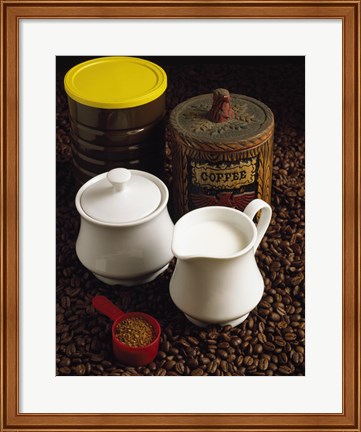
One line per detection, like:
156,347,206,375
80,168,162,224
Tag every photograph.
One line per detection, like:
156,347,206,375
1,2,360,430
56,55,305,376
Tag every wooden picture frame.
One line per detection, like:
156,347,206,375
1,1,360,431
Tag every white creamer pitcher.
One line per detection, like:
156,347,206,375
169,199,272,327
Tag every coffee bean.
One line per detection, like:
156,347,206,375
61,296,70,309
90,354,104,362
264,341,276,352
183,346,196,358
187,358,199,370
257,333,267,344
200,356,211,365
164,360,176,371
208,332,219,340
61,333,73,344
199,331,207,340
279,352,288,364
207,360,218,374
178,338,191,348
245,344,253,355
217,349,228,360
278,365,293,375
59,357,71,367
268,362,277,371
230,337,242,348
254,343,263,354
284,342,292,353
157,351,167,360
175,362,185,375
219,360,228,372
187,336,199,346
277,321,288,329
276,306,287,316
286,305,296,314
148,362,157,371
259,357,269,371
236,355,244,367
206,353,216,360
244,356,253,366
74,364,86,375
258,322,265,334
160,341,170,352
228,354,236,362
274,336,286,347
191,368,204,376
270,261,281,271
259,300,272,309
246,365,257,374
270,312,281,322
284,332,297,342
169,347,179,356
247,317,255,329
290,351,300,364
94,364,104,372
218,341,230,349
258,308,270,317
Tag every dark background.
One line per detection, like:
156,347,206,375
57,55,304,131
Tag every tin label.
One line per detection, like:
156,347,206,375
188,157,258,211
191,158,257,190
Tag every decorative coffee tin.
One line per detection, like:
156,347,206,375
169,88,274,220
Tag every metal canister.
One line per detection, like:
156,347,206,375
169,88,274,220
64,57,167,185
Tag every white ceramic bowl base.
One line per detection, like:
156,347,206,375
184,312,250,328
93,263,169,287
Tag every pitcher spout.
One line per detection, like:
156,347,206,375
171,228,204,261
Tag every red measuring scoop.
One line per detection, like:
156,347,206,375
92,295,161,366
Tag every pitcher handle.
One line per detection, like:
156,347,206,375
243,199,272,253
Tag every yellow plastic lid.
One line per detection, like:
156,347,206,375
64,57,167,109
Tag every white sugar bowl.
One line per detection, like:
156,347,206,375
75,168,174,286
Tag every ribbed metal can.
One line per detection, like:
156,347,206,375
64,57,167,186
169,88,274,220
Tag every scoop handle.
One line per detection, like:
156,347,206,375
243,199,272,253
92,295,125,322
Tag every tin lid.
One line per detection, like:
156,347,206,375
80,168,162,224
64,57,167,109
169,88,274,148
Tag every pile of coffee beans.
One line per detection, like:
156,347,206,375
56,57,305,376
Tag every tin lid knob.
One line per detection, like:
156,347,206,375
207,88,235,123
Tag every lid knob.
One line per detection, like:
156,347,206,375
207,88,235,123
107,168,131,192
